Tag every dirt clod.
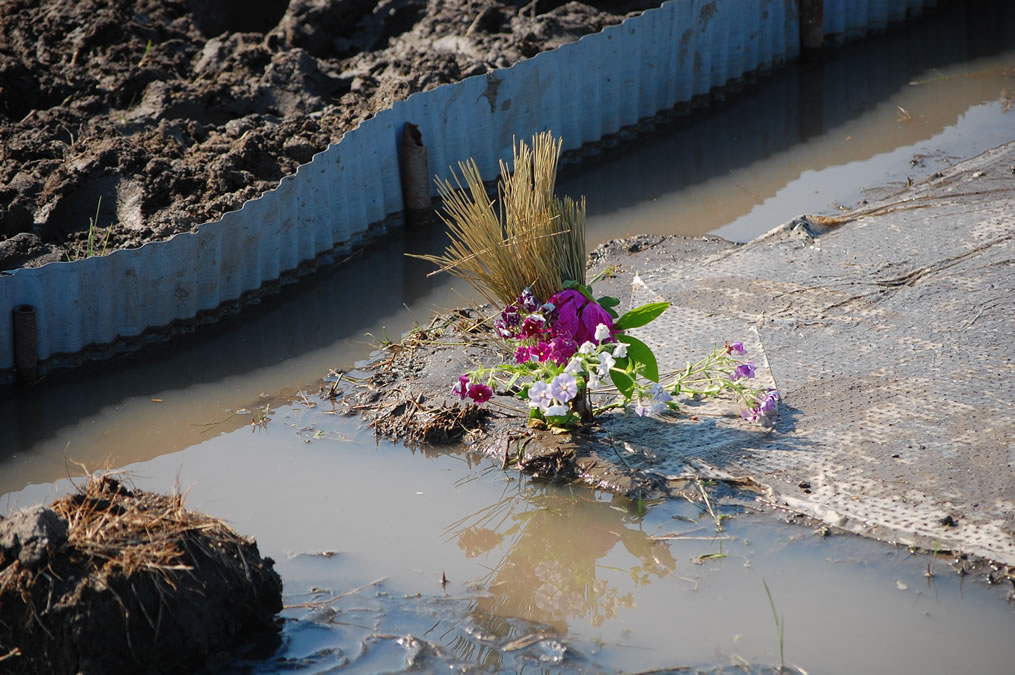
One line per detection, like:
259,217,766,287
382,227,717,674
0,475,282,674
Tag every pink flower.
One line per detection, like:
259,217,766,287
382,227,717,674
519,314,547,339
533,341,553,363
468,383,493,403
548,289,615,345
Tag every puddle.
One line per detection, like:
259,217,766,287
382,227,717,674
4,405,1014,672
3,5,1015,672
560,3,1015,243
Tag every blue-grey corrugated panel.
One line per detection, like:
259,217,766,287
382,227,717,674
826,0,933,44
1,0,810,373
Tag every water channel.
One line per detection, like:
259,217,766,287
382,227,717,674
3,5,1015,672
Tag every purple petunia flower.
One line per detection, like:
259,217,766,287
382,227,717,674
758,390,780,417
727,340,747,356
550,373,579,402
495,319,515,338
468,382,493,403
730,362,756,381
514,346,533,364
518,287,540,312
527,381,555,410
501,304,521,327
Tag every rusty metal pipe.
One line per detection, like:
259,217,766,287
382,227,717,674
13,304,38,383
800,0,825,55
399,122,433,228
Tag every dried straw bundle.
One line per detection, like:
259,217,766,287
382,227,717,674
417,132,586,306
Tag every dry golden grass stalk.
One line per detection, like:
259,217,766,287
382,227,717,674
47,474,252,580
415,132,586,306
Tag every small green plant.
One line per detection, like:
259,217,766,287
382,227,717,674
763,579,786,672
251,403,271,431
138,39,153,67
66,197,114,261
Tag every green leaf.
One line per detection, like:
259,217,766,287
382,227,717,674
610,369,636,400
618,335,659,382
562,280,594,301
598,295,620,319
615,302,670,330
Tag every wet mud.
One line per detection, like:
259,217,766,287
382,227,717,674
0,0,662,269
0,475,282,674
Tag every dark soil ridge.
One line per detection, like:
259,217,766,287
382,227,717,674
0,475,282,674
0,0,663,270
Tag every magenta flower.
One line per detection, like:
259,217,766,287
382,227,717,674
468,382,493,403
531,340,551,363
547,335,578,365
453,375,470,399
514,346,532,364
519,314,547,339
730,362,756,381
549,289,615,345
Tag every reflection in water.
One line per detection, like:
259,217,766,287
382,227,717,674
2,408,1014,673
560,1,1015,242
0,226,476,494
448,484,677,633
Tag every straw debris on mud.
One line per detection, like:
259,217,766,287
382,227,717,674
0,474,282,674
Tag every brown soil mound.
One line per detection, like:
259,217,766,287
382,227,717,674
0,0,663,270
0,475,282,674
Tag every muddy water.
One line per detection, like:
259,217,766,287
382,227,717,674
4,6,1015,672
6,407,1015,672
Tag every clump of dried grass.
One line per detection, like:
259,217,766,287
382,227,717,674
416,132,586,306
49,474,253,581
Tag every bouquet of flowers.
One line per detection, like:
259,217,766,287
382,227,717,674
453,281,779,430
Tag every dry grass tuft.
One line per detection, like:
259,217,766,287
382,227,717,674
415,132,586,306
48,474,253,581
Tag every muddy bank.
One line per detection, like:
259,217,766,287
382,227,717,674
0,0,662,269
340,233,746,500
0,475,282,674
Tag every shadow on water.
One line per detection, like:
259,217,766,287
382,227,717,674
0,225,472,490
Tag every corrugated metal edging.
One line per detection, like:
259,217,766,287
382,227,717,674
5,0,945,379
0,0,803,378
823,0,938,45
